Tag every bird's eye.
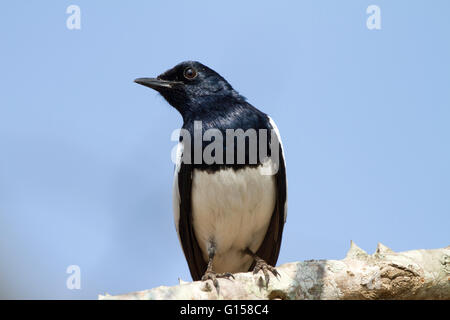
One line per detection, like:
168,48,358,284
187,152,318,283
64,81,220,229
184,67,197,80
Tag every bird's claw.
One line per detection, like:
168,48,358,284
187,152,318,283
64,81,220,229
253,259,279,288
201,271,235,293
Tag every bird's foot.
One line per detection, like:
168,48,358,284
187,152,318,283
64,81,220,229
252,257,280,288
201,271,235,293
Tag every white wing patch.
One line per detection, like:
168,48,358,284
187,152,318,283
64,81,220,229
268,116,288,222
172,142,183,237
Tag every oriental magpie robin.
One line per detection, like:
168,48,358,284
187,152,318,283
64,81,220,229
135,61,287,290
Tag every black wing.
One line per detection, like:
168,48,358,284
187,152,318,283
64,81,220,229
177,162,207,281
253,127,287,268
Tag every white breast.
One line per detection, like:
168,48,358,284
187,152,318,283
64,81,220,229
191,164,276,273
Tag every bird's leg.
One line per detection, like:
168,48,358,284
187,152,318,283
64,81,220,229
201,241,234,292
245,248,280,287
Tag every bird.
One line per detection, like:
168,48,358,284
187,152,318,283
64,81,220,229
135,61,287,290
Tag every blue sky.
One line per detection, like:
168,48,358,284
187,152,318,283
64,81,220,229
0,1,449,299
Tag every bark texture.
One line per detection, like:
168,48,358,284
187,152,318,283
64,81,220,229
99,243,450,300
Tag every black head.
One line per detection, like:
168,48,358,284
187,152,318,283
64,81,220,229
135,61,245,117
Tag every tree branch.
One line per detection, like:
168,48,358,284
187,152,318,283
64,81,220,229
99,243,450,300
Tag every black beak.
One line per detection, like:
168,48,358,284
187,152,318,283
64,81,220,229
134,77,181,91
